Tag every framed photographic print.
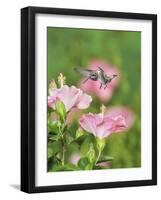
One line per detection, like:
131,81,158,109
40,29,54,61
21,6,157,193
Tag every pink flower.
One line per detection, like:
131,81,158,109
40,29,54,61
105,107,134,131
79,59,120,102
68,153,80,165
79,112,127,139
48,85,92,112
96,161,111,167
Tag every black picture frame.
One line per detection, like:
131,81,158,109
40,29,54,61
21,6,157,193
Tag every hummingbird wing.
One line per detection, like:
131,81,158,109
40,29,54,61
74,67,94,78
98,66,105,72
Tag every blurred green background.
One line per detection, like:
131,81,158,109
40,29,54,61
47,27,141,169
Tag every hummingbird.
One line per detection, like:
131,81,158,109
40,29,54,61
74,67,117,90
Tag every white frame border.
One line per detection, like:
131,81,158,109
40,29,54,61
35,14,152,187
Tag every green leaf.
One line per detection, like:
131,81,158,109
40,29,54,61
48,107,53,114
66,142,79,154
80,135,95,157
48,120,62,135
76,128,85,139
47,141,62,158
48,134,59,141
78,157,92,170
70,135,87,145
65,133,74,144
47,156,61,170
55,101,66,122
49,164,79,172
93,165,109,170
97,155,114,163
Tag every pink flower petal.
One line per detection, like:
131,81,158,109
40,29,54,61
48,85,92,112
48,90,59,108
96,161,111,167
68,153,80,165
77,93,92,109
79,111,128,139
79,113,98,136
58,86,80,111
105,107,134,130
96,118,115,138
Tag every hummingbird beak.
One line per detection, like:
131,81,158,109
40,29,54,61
113,74,117,78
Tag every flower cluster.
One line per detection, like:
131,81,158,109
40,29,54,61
47,63,134,172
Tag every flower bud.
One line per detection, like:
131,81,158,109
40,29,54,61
58,73,66,88
55,101,66,122
96,138,106,151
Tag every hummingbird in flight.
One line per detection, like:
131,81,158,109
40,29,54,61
74,66,117,90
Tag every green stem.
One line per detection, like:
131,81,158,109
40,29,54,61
95,138,105,165
57,114,67,166
95,149,102,165
61,136,65,166
61,123,67,166
62,148,65,165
